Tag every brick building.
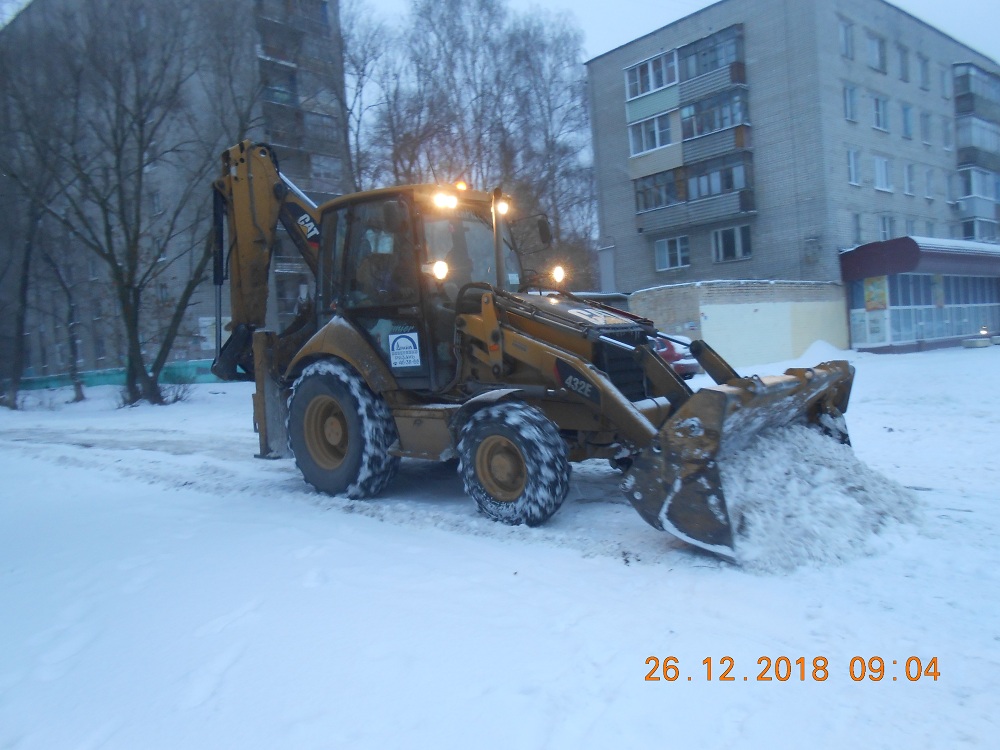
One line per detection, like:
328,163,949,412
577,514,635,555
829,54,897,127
587,0,1000,360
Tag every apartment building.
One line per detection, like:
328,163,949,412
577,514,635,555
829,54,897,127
587,0,1000,357
0,0,349,382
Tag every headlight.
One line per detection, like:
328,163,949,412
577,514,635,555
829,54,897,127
433,192,458,209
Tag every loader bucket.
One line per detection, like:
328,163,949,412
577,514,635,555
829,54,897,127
621,360,855,559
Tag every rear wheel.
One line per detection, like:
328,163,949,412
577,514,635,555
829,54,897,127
288,360,400,498
458,402,570,526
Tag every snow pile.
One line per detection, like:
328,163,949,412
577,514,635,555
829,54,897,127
722,424,919,573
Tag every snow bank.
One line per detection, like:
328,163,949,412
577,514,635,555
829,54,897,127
723,424,919,573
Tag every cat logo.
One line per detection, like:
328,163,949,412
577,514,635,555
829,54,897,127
297,213,319,240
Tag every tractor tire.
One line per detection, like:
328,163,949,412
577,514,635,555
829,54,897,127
287,360,400,498
458,401,570,526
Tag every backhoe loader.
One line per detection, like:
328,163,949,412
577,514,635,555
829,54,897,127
210,141,855,558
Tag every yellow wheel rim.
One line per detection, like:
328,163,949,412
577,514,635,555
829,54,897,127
303,395,349,470
475,435,526,502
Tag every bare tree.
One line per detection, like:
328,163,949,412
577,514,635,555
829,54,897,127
0,4,68,407
506,12,597,289
37,232,86,402
0,0,270,405
366,0,597,286
339,0,390,190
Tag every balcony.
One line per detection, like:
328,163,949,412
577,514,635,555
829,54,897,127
637,189,755,234
682,125,751,163
954,195,997,221
956,146,1000,173
955,93,1000,124
679,62,746,105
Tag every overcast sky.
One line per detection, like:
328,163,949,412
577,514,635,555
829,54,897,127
367,0,1000,64
2,0,996,69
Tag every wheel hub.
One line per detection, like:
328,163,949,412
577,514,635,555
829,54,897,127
476,435,526,502
304,395,348,470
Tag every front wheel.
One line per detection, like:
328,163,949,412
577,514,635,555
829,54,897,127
458,402,570,526
287,360,400,498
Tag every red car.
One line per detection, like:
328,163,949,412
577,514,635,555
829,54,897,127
650,335,702,380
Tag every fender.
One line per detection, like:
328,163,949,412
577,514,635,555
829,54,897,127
284,316,399,394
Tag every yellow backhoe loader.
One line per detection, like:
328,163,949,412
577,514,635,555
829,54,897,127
210,141,855,559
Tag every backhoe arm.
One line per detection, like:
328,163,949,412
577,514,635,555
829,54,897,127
211,141,322,380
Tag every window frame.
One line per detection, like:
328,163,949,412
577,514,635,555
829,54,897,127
847,149,861,185
625,50,679,100
711,224,752,262
843,84,857,121
839,19,854,60
629,112,673,156
653,235,691,271
872,94,889,131
874,156,892,192
867,32,887,73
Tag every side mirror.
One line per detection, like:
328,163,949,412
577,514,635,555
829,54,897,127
382,201,409,234
537,217,552,247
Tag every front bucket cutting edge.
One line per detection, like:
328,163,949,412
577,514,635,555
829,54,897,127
621,360,855,558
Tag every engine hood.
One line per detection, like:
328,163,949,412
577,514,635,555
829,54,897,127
506,292,651,338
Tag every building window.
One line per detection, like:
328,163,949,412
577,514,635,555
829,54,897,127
962,219,998,242
847,149,861,185
711,225,752,262
959,168,997,199
634,169,682,212
629,113,672,155
852,213,863,245
901,103,913,138
925,220,935,237
925,168,935,199
680,89,747,139
903,163,915,194
678,26,742,82
905,218,916,235
878,214,895,240
897,45,909,81
685,153,750,200
867,33,887,72
654,236,690,270
918,54,930,90
625,50,678,100
839,19,854,59
939,66,952,99
874,156,892,191
957,117,1000,153
843,85,857,121
920,111,932,144
872,95,889,131
942,118,953,150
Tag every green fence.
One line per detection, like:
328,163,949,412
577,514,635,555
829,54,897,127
17,360,222,391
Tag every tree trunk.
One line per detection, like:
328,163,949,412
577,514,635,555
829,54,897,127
41,249,86,403
4,210,42,410
65,300,85,403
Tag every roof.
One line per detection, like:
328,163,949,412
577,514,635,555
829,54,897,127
839,236,1000,281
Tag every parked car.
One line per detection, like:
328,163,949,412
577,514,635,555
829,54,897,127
650,335,702,379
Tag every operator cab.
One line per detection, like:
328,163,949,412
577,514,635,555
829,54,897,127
317,187,522,393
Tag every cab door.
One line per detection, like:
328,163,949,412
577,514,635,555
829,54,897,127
333,195,434,390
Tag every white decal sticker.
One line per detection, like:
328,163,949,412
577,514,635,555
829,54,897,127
389,333,421,368
566,307,626,326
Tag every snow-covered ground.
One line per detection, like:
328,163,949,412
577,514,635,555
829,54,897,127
1,342,998,749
